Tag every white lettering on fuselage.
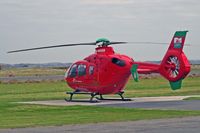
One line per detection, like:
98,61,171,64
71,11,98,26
96,49,105,53
73,79,83,83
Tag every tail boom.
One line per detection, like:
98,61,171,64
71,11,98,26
133,62,160,74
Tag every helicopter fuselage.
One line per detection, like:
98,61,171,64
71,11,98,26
65,46,134,94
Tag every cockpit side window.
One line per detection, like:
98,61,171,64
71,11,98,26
89,66,94,75
112,58,126,67
68,64,77,77
78,64,86,76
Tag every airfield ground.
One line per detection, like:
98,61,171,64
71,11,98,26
1,116,200,133
0,66,200,131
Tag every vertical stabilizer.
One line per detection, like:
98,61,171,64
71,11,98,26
159,31,190,90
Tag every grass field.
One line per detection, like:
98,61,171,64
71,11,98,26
1,104,200,129
0,68,65,77
1,77,200,102
0,77,200,128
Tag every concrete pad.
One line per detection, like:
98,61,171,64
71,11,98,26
18,96,191,106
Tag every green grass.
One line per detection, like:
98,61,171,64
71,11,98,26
0,77,200,102
0,77,200,129
1,104,200,128
0,81,67,102
125,77,200,97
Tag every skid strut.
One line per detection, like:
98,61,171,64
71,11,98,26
65,90,131,102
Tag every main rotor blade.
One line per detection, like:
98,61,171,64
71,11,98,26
7,42,96,53
129,41,168,45
7,41,192,54
7,41,128,53
109,41,128,45
129,41,191,46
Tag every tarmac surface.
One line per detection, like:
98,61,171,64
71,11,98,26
1,116,200,133
18,96,200,111
101,100,200,110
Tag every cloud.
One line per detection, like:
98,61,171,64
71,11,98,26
82,0,134,5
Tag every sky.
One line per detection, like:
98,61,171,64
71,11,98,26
0,0,200,64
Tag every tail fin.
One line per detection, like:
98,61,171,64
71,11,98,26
159,31,191,90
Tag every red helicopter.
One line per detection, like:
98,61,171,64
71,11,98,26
8,31,191,102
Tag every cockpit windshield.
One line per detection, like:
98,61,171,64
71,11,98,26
67,63,95,78
68,64,87,78
78,64,86,76
68,64,77,78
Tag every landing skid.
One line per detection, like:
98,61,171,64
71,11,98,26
65,90,131,102
96,92,131,101
65,90,99,103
